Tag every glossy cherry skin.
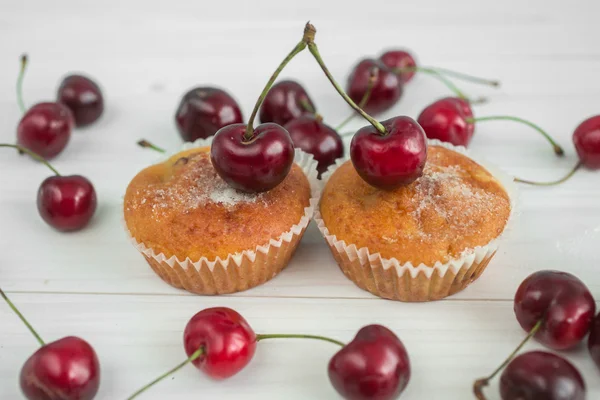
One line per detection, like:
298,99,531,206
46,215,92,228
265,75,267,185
284,115,344,176
514,270,595,351
350,116,427,190
175,87,243,142
259,80,315,126
328,325,410,400
573,115,600,169
499,351,585,400
20,336,100,400
183,307,257,380
17,102,74,159
346,59,403,116
37,175,97,232
57,75,104,127
417,97,475,147
379,50,417,84
588,312,600,370
210,123,294,193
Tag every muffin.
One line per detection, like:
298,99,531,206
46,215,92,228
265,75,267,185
316,141,515,302
124,140,319,295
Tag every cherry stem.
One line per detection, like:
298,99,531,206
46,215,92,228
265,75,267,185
335,66,378,131
256,333,345,347
126,347,204,400
299,98,316,114
396,66,500,87
0,288,45,347
473,320,542,400
137,139,166,153
515,162,582,186
16,54,27,114
467,116,565,156
0,144,60,176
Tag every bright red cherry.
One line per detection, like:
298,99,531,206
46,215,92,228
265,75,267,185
175,87,243,142
573,115,600,169
17,102,74,159
259,80,315,126
346,59,402,115
587,312,600,370
57,75,104,127
379,50,416,83
499,351,585,400
350,116,427,189
284,115,343,176
183,307,257,380
328,325,410,400
417,97,475,146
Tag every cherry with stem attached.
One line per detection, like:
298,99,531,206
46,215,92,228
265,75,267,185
0,288,100,400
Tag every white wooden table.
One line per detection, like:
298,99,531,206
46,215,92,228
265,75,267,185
1,1,599,398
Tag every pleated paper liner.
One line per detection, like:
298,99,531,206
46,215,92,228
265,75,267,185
315,139,518,302
124,137,321,295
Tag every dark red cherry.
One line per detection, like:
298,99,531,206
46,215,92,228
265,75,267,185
175,87,243,142
259,80,315,125
573,115,600,169
37,175,97,232
514,270,595,351
499,351,585,400
417,97,474,147
17,102,74,159
328,324,410,400
20,336,100,400
379,50,417,83
350,116,427,189
210,123,294,192
183,307,257,380
346,59,402,115
57,75,104,127
284,115,343,176
588,312,600,370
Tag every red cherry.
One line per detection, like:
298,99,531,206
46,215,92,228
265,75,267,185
20,336,100,400
259,80,316,126
347,59,403,115
17,102,74,159
328,325,410,400
284,115,344,176
57,75,104,127
514,270,595,350
175,87,243,142
379,50,417,83
37,175,97,232
499,351,585,400
588,312,600,370
350,116,427,189
210,123,294,193
183,307,257,380
573,115,600,169
417,97,475,147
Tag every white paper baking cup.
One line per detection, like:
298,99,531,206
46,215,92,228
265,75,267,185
314,139,518,302
124,137,321,295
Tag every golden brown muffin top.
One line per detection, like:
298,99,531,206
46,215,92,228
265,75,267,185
124,147,311,261
320,146,511,266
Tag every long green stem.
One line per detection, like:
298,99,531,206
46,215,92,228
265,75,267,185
335,66,378,131
256,333,345,347
515,162,581,186
473,320,542,400
0,288,45,347
16,54,28,113
0,144,60,176
137,139,166,153
467,116,565,156
395,66,500,87
126,347,204,400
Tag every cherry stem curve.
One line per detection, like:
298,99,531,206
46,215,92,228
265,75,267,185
0,288,45,347
473,319,542,400
467,116,564,156
137,139,166,153
335,66,378,131
0,144,60,176
16,54,28,114
256,333,345,347
515,162,582,186
395,66,500,87
126,347,204,400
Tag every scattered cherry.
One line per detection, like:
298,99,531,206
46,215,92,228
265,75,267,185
57,74,104,127
346,59,402,115
175,87,243,142
284,114,344,176
329,324,411,400
588,312,600,370
259,80,316,125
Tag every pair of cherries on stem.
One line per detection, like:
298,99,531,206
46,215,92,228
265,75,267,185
474,270,596,400
126,307,410,400
0,288,100,400
16,55,104,159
